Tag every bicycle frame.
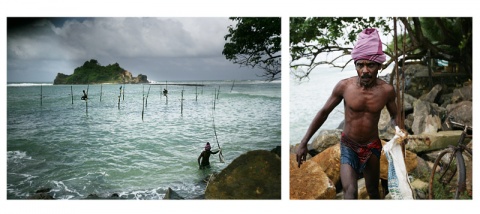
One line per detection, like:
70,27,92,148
428,118,472,199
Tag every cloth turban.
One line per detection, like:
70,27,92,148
351,28,386,64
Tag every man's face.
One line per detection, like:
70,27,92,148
355,60,380,87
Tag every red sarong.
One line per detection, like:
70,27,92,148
341,133,382,165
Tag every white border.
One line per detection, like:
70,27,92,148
2,1,478,213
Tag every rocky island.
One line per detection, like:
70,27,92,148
53,59,149,85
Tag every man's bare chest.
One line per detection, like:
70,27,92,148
343,87,387,113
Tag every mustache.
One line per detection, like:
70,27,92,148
361,74,373,79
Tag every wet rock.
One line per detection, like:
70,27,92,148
35,187,51,193
164,187,184,200
270,145,281,157
205,150,280,199
27,192,54,200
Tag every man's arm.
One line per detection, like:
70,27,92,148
198,152,203,166
211,149,220,154
295,80,345,167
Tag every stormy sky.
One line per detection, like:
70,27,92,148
7,17,266,83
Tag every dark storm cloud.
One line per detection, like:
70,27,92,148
7,17,264,82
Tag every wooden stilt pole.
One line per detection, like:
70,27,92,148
213,89,216,111
394,17,406,158
40,84,43,106
118,85,121,110
85,84,89,115
146,85,151,108
180,89,185,115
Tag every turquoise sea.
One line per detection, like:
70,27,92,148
7,80,281,199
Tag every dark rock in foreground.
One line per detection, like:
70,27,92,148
163,187,184,200
205,149,281,199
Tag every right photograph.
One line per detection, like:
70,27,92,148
289,17,472,200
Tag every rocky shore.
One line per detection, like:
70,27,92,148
290,64,472,199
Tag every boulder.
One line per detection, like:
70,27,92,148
311,129,342,154
164,187,184,200
271,145,281,157
205,150,280,199
309,144,341,186
290,144,313,160
411,100,442,135
405,130,467,153
451,85,472,104
27,192,54,199
444,101,472,129
290,154,336,199
403,93,418,112
419,84,443,104
378,107,395,140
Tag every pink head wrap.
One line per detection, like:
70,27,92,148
351,28,386,64
205,142,211,151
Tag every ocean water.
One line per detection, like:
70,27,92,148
289,66,355,146
7,80,281,199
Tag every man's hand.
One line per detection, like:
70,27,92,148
296,143,308,168
394,126,408,144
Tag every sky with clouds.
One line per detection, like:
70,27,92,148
7,17,267,83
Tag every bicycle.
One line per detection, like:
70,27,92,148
428,117,472,199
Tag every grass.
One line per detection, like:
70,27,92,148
429,160,472,200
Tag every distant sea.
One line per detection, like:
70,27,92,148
7,80,281,199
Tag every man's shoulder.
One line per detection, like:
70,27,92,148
337,77,356,86
377,79,394,90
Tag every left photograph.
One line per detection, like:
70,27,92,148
6,17,281,199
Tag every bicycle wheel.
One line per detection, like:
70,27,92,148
428,148,460,199
454,150,466,199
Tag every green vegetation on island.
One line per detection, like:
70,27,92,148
53,59,148,85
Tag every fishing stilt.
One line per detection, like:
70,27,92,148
118,85,122,110
40,84,43,106
180,89,185,116
145,85,151,108
212,95,224,163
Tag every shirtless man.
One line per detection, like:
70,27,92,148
81,90,88,100
296,28,398,199
198,142,220,169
